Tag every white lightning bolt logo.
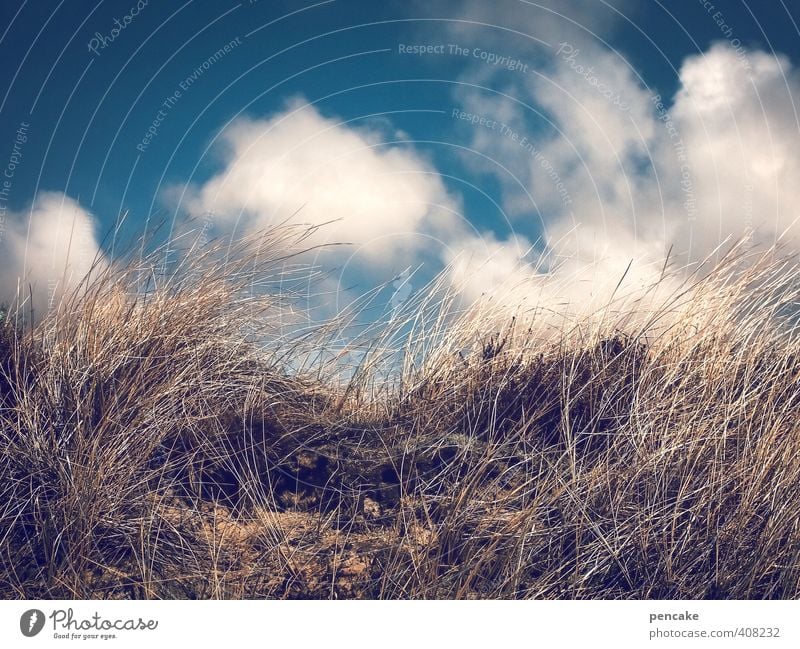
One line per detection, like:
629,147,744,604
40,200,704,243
27,611,38,632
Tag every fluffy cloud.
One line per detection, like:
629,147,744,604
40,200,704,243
180,99,465,267
670,45,800,256
449,38,800,325
443,231,534,303
545,41,800,262
0,192,104,322
175,98,552,326
173,39,800,330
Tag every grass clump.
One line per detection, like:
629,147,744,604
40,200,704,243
1,230,799,599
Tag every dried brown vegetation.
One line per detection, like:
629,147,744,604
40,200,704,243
1,230,799,599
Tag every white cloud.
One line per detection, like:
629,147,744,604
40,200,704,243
443,231,534,303
670,44,800,256
0,192,104,321
172,39,800,333
448,38,800,329
175,98,555,327
180,98,465,267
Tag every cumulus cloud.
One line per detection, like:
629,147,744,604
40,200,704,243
443,231,534,303
544,41,800,261
173,38,800,331
448,37,800,325
7,37,796,342
180,98,465,267
0,192,104,321
670,44,800,256
175,98,551,326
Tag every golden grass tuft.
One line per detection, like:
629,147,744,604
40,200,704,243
1,229,799,599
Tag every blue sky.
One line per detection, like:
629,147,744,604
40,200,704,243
1,0,799,325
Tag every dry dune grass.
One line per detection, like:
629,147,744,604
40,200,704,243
1,227,799,599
